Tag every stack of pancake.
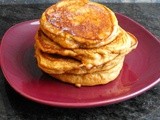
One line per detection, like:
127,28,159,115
35,0,138,87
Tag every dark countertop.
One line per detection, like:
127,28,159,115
0,3,160,120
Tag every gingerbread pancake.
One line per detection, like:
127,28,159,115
35,27,137,67
34,0,138,87
35,46,125,75
52,58,124,87
40,0,119,49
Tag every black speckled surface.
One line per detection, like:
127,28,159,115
0,3,160,120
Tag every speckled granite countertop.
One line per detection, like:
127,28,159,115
0,3,160,120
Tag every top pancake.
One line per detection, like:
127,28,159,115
40,0,119,48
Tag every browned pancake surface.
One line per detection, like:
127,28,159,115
40,0,119,48
45,1,113,39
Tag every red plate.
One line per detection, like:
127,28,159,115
0,13,160,108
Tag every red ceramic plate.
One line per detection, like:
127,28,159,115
0,13,160,108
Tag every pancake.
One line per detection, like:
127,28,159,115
35,27,137,67
35,47,125,74
40,0,119,49
35,29,118,67
34,0,138,87
52,58,124,87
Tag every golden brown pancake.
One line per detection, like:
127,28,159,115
34,0,138,87
35,29,118,67
52,58,124,87
35,46,125,74
40,0,119,48
35,27,137,67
